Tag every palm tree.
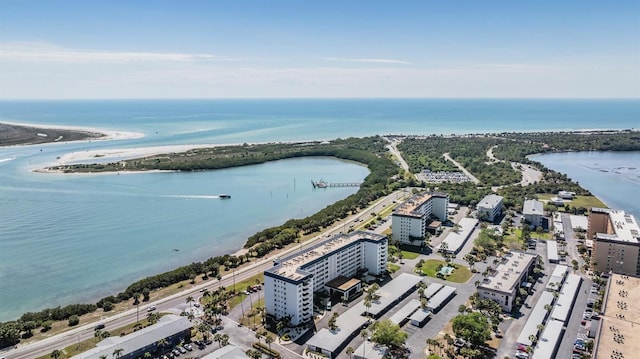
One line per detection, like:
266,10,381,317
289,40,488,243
112,348,124,358
157,338,168,353
245,349,262,359
255,330,263,345
360,329,368,358
221,334,229,347
214,333,224,348
346,346,355,359
50,349,62,359
264,334,274,353
144,352,152,358
186,295,194,311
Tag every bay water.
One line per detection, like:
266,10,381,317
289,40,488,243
0,99,638,321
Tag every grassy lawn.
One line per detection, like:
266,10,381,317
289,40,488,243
537,194,607,209
387,263,401,273
401,250,420,260
226,273,264,310
420,259,472,283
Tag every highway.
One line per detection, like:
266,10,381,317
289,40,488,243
4,190,407,359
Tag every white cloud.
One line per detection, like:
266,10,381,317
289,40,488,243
0,42,234,63
323,57,411,65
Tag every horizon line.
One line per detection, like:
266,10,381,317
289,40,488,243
1,96,639,101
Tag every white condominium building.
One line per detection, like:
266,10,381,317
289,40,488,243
523,199,544,228
392,192,449,245
477,194,504,222
589,208,640,276
477,251,537,312
264,231,388,325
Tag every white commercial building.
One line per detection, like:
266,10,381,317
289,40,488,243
264,231,387,325
477,251,537,312
477,194,504,222
523,199,545,228
392,192,449,245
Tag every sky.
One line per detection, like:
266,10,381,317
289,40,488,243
0,0,639,99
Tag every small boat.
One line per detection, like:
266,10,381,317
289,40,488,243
219,194,231,199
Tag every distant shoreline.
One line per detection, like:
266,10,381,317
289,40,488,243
0,121,144,147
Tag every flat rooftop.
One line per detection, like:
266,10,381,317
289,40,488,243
393,192,447,218
267,230,386,281
517,291,555,346
550,273,581,323
478,251,536,294
523,199,543,216
546,264,568,291
595,273,640,359
532,318,564,359
325,276,361,291
366,273,423,317
478,194,503,209
388,299,420,325
593,208,640,244
438,217,478,253
547,241,558,262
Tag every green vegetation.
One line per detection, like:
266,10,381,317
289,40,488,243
387,263,401,273
370,319,408,349
420,260,472,283
452,312,491,347
536,194,607,210
401,250,420,260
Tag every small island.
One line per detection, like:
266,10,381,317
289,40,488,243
0,122,105,147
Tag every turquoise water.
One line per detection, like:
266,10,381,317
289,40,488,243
532,151,640,219
0,99,638,321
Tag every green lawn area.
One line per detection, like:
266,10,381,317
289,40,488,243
537,194,607,209
505,228,551,242
420,259,472,283
401,250,420,260
387,263,401,273
226,273,264,310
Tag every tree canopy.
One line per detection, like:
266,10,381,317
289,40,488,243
370,319,408,349
452,312,491,347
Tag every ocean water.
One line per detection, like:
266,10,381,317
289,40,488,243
0,99,638,321
532,151,640,219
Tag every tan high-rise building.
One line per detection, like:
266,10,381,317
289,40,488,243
589,208,640,276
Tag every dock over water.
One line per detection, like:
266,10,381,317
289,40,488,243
312,180,361,188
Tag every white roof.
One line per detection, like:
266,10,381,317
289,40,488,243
550,273,582,323
478,251,537,294
426,285,456,311
365,273,423,317
72,315,192,359
438,218,478,253
517,291,555,346
546,265,568,291
478,194,503,209
532,319,564,359
547,241,558,262
569,215,588,231
409,309,431,323
354,342,386,359
423,283,443,299
523,199,543,216
388,299,420,325
307,273,422,354
202,346,250,359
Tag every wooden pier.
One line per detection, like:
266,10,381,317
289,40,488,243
312,180,361,188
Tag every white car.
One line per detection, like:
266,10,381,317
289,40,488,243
515,351,529,359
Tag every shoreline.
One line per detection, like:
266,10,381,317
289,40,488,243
0,120,145,146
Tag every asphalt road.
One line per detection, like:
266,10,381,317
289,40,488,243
5,191,407,359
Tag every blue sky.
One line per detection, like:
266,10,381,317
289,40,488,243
0,0,638,99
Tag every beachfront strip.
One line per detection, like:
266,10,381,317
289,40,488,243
264,231,387,326
391,191,449,245
589,208,640,276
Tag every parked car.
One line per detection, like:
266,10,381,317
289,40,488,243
184,344,193,351
515,350,529,359
177,346,187,354
172,349,181,356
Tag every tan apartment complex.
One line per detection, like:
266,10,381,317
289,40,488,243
589,208,640,276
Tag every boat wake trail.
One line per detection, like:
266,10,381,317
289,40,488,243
0,157,16,163
162,195,220,200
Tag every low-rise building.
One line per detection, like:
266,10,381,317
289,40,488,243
264,231,387,326
392,192,449,245
72,314,192,359
437,218,478,255
558,190,576,199
477,251,537,312
476,194,503,223
589,208,640,276
523,199,545,229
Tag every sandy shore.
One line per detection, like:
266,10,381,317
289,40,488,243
1,120,144,143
